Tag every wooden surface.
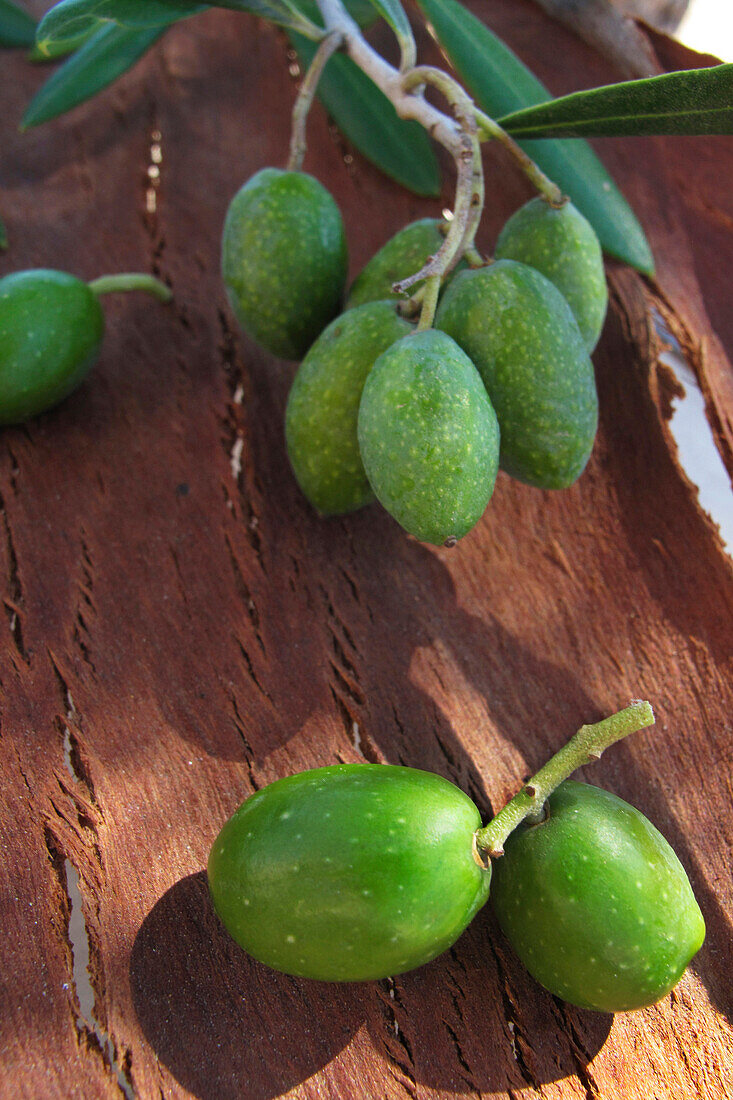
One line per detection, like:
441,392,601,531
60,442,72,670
1,3,732,1098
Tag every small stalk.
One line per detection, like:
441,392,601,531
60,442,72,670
394,137,473,316
393,66,479,312
287,30,345,172
473,108,565,206
416,275,441,331
475,701,655,859
88,274,172,301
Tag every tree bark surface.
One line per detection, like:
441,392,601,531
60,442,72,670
1,3,731,1098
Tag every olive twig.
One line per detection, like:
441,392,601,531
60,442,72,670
475,700,655,858
88,274,172,301
315,0,482,317
312,3,569,320
394,65,480,325
457,135,486,265
287,30,345,173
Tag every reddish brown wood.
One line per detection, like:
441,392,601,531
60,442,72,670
1,4,732,1098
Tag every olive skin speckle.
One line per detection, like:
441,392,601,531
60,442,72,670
436,260,598,490
207,764,491,982
357,329,500,545
495,198,608,353
491,781,706,1012
0,270,104,425
222,168,348,360
285,300,414,515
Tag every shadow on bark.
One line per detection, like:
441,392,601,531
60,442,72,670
131,871,612,1098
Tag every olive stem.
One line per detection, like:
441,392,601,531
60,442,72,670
314,2,566,296
473,109,565,206
316,0,481,303
88,274,172,302
393,135,475,300
456,135,486,263
416,275,441,330
287,30,345,172
475,701,655,858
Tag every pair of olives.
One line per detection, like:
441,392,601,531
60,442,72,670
221,169,607,546
208,761,705,1013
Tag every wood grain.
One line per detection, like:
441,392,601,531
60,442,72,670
1,4,731,1098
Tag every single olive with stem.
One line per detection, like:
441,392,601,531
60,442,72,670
0,268,172,425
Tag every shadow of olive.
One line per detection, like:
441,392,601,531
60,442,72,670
132,873,613,1098
362,906,613,1094
130,872,365,1100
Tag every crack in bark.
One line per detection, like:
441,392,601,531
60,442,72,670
553,1000,602,1100
230,690,262,790
328,685,380,763
49,651,97,804
339,565,361,608
225,533,265,652
442,1018,482,1097
6,445,20,495
235,635,271,700
43,824,135,1098
73,611,97,673
0,487,27,662
483,937,541,1092
217,309,267,574
374,978,418,1097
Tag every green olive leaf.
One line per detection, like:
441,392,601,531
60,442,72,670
498,64,733,138
291,0,378,29
415,0,654,274
28,21,100,60
35,1,206,52
291,31,441,197
0,0,36,47
22,23,165,129
36,0,323,53
0,217,7,251
363,0,415,67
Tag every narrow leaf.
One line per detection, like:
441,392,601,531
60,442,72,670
216,0,324,36
0,217,7,251
498,64,733,138
415,0,654,274
22,23,165,129
36,1,207,51
292,0,379,30
36,0,323,51
0,0,36,47
364,0,415,66
291,31,441,197
29,22,100,60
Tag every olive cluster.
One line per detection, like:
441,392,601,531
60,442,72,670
222,168,608,546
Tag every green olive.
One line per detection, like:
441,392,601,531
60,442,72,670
491,781,706,1012
0,269,104,425
208,763,491,981
221,169,348,360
